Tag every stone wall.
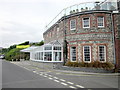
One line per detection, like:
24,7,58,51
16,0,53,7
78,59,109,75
30,60,63,69
43,11,117,66
113,13,120,69
65,12,114,63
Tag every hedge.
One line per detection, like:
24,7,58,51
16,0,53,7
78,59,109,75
65,61,114,70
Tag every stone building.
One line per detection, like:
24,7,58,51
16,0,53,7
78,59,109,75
43,0,120,69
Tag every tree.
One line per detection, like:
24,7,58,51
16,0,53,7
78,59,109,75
19,41,29,45
36,40,44,46
5,48,22,61
30,40,44,46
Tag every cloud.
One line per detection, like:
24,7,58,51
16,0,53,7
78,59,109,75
0,0,105,48
0,21,43,48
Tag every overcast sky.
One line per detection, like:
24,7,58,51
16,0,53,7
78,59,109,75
0,0,104,48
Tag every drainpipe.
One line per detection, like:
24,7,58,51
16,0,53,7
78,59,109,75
63,10,67,65
111,12,117,69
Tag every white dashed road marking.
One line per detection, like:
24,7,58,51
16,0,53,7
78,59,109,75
60,79,66,82
33,71,36,73
48,75,52,77
69,86,77,89
43,76,47,77
48,77,53,80
54,80,60,82
76,85,85,88
53,77,58,79
61,82,68,86
67,82,74,85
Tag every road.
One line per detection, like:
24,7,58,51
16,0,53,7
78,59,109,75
2,60,119,89
2,60,67,88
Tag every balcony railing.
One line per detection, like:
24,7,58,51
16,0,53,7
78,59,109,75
45,0,118,31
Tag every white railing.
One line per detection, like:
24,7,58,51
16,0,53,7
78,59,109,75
45,1,118,31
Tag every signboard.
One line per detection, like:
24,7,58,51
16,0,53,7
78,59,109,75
16,45,30,48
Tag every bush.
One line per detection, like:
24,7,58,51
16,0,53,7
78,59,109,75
78,62,85,67
5,48,22,61
103,62,114,70
93,61,101,68
65,60,114,70
65,61,79,67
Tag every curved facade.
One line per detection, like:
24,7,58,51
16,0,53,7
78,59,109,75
43,1,120,69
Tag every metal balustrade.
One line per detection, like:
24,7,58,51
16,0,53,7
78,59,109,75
45,0,118,31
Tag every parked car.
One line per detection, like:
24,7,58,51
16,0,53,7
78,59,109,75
0,55,5,59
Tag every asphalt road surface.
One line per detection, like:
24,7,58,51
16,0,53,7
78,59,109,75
2,60,67,88
2,60,119,89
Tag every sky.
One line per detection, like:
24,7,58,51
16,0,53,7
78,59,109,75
0,0,104,48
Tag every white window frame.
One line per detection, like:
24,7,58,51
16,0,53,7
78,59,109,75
98,45,106,62
70,47,77,62
70,19,76,30
83,46,91,63
97,16,104,27
82,17,90,28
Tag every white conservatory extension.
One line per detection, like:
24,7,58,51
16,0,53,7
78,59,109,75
30,41,63,62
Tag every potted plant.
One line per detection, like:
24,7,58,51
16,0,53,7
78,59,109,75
81,8,84,11
76,9,79,12
73,10,75,13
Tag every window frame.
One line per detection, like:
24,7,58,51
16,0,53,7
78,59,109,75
98,45,106,62
83,46,91,63
97,16,104,28
44,46,52,50
70,19,76,30
82,17,90,28
70,46,77,62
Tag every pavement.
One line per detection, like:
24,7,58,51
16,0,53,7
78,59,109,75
2,60,119,89
10,61,119,76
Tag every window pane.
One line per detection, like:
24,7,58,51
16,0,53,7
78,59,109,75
54,46,61,50
83,18,89,28
97,16,104,27
70,47,76,61
44,52,52,61
44,46,52,50
99,46,106,61
39,52,43,60
84,46,91,61
53,52,61,61
70,19,76,30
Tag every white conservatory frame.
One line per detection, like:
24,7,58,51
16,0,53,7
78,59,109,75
21,41,63,62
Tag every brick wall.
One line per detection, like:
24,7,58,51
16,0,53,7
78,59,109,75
113,13,120,69
115,39,120,68
43,11,117,66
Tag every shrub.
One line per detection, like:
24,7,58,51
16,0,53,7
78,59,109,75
65,61,72,66
65,60,114,70
93,61,101,68
5,48,22,61
72,62,79,67
65,61,79,67
87,62,94,67
78,62,85,67
104,62,114,70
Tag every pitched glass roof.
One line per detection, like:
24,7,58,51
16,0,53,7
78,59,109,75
20,40,62,52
